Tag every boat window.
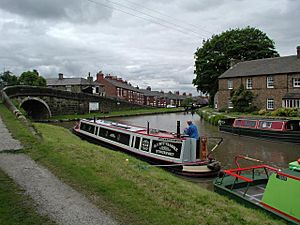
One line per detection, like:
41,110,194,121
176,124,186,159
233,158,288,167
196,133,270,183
135,137,141,149
244,120,256,127
98,127,130,146
259,121,272,129
80,123,95,134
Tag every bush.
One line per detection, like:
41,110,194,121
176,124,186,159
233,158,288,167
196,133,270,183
270,108,298,117
258,109,267,115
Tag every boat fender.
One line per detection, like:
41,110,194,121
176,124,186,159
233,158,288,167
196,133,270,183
207,161,221,171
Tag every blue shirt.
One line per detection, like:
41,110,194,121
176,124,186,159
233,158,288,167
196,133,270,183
184,123,199,140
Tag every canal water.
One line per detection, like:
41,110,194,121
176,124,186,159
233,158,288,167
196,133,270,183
51,112,299,189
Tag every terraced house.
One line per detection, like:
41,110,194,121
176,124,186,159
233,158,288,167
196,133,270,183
215,46,300,111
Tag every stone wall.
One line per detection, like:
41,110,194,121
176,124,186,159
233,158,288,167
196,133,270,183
4,86,147,116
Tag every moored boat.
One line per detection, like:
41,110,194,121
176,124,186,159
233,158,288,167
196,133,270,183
73,119,221,177
219,117,300,143
214,155,300,224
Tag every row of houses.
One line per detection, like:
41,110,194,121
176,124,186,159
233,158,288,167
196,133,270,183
215,46,300,111
46,71,200,107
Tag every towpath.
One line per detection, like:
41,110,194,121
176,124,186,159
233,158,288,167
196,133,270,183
0,115,118,225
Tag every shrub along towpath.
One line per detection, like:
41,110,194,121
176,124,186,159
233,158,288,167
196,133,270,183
0,103,286,225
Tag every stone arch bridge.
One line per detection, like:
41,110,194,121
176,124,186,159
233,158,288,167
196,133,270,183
2,86,145,119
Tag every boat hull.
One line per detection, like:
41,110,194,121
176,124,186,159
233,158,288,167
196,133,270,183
73,128,220,178
220,125,300,144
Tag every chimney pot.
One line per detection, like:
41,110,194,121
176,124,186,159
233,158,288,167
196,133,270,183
58,73,63,80
297,46,300,58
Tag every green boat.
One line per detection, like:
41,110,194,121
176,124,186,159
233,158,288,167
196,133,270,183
214,155,300,224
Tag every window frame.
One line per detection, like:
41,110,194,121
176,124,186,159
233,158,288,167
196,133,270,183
227,80,233,90
267,98,274,110
267,76,274,88
293,78,300,87
246,78,253,89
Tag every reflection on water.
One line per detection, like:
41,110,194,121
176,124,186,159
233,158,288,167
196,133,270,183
51,112,300,188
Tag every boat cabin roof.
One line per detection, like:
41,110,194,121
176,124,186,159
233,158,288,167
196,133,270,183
81,119,181,139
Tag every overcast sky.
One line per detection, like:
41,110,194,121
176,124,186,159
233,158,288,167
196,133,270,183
0,0,299,95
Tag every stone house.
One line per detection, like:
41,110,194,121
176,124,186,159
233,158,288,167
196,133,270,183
95,71,144,105
215,47,300,111
47,73,93,93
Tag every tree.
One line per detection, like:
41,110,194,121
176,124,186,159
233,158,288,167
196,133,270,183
181,97,193,107
231,84,256,112
0,70,19,87
193,27,279,105
18,70,46,86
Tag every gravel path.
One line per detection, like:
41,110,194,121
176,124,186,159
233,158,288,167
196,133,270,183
0,115,118,225
0,116,22,152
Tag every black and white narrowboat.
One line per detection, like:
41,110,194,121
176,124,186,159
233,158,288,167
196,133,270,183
219,117,300,144
73,119,221,177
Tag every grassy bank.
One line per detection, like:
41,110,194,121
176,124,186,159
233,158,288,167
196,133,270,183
0,169,54,225
50,107,184,120
0,104,285,225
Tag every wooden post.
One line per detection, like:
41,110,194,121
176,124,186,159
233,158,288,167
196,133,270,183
200,136,208,160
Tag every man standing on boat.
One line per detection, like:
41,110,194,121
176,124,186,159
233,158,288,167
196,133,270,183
184,120,199,139
184,120,200,157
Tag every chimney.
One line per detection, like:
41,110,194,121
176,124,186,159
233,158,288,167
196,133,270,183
182,92,186,96
96,71,104,81
58,73,63,80
188,93,192,97
146,86,151,91
87,72,93,83
297,46,300,59
117,78,123,82
175,91,179,95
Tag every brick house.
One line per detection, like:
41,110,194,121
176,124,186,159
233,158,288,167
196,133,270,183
215,47,300,111
95,71,144,105
46,73,93,93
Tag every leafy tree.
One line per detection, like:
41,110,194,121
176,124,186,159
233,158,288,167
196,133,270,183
18,70,46,86
231,84,256,112
0,70,19,87
193,27,279,104
181,97,193,107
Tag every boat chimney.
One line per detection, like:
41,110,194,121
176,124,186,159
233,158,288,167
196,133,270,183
147,121,150,134
176,121,180,138
94,115,96,123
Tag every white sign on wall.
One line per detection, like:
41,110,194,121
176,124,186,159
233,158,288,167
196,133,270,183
89,102,99,112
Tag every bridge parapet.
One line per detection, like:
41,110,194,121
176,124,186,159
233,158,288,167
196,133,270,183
3,86,146,118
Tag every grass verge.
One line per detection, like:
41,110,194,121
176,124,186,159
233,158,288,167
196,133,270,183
0,103,286,225
0,169,54,225
50,107,184,120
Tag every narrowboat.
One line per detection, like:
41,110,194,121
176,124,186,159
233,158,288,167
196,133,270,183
219,117,300,143
73,119,221,177
214,155,300,224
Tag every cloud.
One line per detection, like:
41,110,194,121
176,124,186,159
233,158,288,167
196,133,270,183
1,0,300,96
0,0,113,23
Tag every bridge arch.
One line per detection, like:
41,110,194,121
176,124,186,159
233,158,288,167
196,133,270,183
20,97,52,120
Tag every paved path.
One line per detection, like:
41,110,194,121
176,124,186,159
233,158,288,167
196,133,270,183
0,116,118,225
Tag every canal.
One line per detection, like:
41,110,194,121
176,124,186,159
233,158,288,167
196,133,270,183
52,112,300,188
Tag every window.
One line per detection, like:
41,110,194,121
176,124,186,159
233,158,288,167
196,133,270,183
267,98,274,110
228,98,233,109
267,76,274,88
66,85,71,92
293,78,300,87
228,80,233,89
246,78,253,89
